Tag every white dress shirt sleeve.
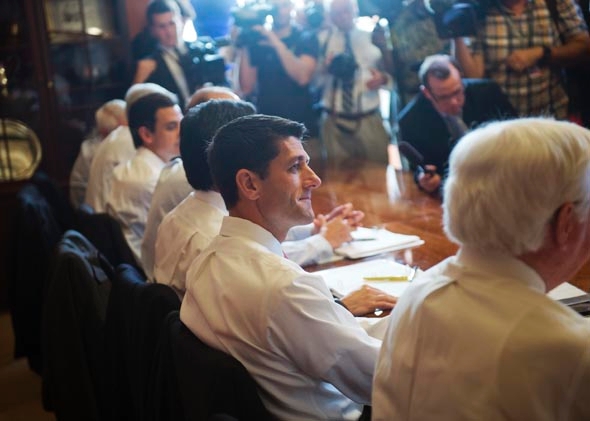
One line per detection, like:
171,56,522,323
268,273,380,405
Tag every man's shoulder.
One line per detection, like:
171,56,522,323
399,93,436,126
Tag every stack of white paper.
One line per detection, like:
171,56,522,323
335,227,424,259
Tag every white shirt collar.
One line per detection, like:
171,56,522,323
193,190,228,214
219,216,284,257
136,146,166,167
454,246,547,293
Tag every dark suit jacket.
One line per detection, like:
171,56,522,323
398,79,516,176
42,230,114,421
145,43,203,107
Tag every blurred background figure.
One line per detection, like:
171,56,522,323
234,0,321,136
132,0,197,61
69,99,126,208
318,0,392,163
133,0,227,109
389,0,448,108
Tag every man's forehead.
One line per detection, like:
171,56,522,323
156,105,182,119
277,137,308,159
152,12,176,24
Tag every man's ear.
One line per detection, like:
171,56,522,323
420,85,432,101
553,202,576,247
236,169,261,201
138,126,153,147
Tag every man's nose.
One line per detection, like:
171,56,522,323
303,165,322,189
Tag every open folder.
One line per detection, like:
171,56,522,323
335,227,424,259
315,259,590,316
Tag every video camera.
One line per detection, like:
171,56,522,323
187,36,227,86
425,0,488,38
231,3,275,48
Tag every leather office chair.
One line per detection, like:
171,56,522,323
41,230,114,421
146,311,272,421
104,264,180,421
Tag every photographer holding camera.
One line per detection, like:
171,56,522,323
452,0,590,119
318,0,391,163
133,0,226,109
234,0,320,133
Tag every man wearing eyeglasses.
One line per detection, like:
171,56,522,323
398,54,515,193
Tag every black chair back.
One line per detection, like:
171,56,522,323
147,311,272,421
104,264,180,421
9,182,63,374
41,230,114,421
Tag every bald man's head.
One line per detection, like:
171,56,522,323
186,86,240,110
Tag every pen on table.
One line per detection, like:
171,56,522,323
364,266,419,282
363,275,408,282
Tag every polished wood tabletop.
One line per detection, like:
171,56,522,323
307,158,590,292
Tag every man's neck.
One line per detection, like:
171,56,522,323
518,248,564,292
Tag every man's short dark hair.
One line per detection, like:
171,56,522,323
419,54,462,90
207,115,307,209
146,0,180,25
180,100,256,191
128,92,178,148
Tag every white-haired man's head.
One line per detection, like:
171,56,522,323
444,118,590,258
95,99,127,137
325,0,357,31
124,83,178,108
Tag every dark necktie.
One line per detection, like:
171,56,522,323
444,114,468,142
341,32,355,113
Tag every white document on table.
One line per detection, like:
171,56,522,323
334,227,424,260
315,259,413,298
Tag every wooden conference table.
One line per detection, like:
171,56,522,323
306,158,590,293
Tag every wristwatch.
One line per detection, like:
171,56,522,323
538,46,552,66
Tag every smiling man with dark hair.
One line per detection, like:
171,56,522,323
180,114,383,420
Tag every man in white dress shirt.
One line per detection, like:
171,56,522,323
153,98,257,293
373,118,590,420
180,114,384,420
70,99,126,208
85,83,176,212
141,86,241,278
317,0,391,163
106,91,183,263
154,99,397,316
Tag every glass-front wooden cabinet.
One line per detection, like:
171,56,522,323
0,0,131,184
0,0,131,309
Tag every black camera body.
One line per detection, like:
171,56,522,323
187,37,226,86
328,53,358,81
426,0,487,38
232,3,275,48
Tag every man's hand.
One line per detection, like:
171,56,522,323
506,47,543,72
418,165,441,193
133,58,157,84
313,203,365,234
340,284,398,316
316,215,353,248
366,68,387,90
252,25,283,50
